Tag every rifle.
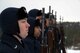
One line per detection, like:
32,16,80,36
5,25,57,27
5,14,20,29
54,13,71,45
51,11,62,53
52,11,58,53
41,8,48,53
47,6,55,53
59,16,66,53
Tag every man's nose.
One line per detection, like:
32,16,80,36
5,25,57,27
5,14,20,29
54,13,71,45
39,28,41,32
26,22,30,27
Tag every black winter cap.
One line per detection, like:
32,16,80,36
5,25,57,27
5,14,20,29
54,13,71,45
0,7,28,35
28,9,42,19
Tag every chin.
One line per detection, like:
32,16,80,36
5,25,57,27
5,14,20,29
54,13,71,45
23,34,28,39
26,33,28,37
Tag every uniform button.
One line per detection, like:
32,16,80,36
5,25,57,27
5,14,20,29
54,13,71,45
14,45,17,49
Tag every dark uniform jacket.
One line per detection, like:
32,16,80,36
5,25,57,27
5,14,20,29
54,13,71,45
24,37,40,53
0,34,30,53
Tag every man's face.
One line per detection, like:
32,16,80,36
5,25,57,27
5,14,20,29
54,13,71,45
45,18,49,27
18,18,30,39
36,16,42,20
34,26,41,39
52,19,56,24
36,16,42,23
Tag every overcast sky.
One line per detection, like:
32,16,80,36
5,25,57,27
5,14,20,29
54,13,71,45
0,0,80,22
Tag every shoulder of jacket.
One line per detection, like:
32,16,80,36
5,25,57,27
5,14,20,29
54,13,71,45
0,41,18,53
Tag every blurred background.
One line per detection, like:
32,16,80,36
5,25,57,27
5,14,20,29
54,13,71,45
0,0,80,53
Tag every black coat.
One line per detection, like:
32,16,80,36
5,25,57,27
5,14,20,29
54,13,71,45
24,37,40,53
0,34,30,53
24,37,34,53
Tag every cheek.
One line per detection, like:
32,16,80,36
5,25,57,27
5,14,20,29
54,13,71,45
47,22,49,25
34,29,38,34
46,22,49,26
36,29,40,35
19,24,26,32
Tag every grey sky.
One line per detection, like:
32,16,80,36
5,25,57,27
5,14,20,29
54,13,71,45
0,0,80,22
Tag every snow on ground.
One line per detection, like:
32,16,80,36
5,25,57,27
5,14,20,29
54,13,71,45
66,49,80,53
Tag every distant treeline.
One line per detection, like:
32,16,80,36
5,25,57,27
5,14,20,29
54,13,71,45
62,22,80,47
